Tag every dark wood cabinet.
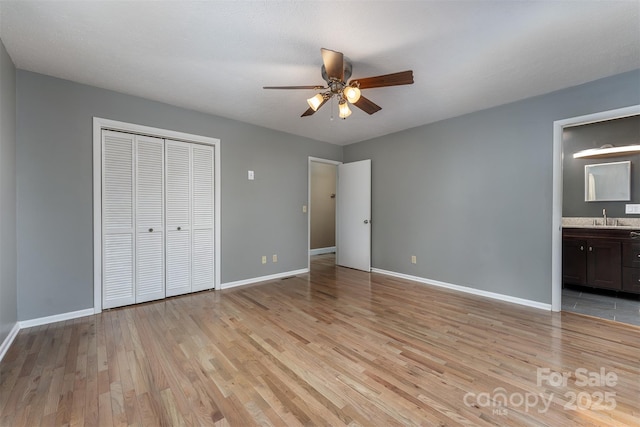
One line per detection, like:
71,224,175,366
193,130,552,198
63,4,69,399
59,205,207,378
587,240,622,290
562,238,587,286
622,242,640,293
622,268,640,293
563,228,640,293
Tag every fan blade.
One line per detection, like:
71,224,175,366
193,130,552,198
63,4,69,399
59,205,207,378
321,48,344,81
301,97,329,117
263,85,325,90
353,95,382,115
351,70,414,89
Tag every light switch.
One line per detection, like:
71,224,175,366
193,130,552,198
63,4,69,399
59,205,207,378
302,205,307,213
248,170,255,180
626,204,640,214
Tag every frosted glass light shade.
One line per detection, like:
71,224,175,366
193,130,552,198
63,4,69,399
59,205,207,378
343,86,361,103
338,100,352,118
307,94,324,111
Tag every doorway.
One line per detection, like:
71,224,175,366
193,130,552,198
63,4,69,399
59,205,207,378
307,157,372,272
552,105,640,324
309,160,338,257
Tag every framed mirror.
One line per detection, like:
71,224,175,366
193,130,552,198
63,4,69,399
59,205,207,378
584,161,631,202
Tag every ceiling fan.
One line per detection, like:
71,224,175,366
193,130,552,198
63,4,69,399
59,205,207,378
263,48,414,119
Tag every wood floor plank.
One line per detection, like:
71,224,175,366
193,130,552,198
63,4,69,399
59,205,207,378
84,320,99,427
1,254,639,426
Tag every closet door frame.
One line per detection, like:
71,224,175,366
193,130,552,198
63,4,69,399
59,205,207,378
93,117,221,313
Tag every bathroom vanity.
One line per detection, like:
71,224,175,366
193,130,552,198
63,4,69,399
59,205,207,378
562,220,640,294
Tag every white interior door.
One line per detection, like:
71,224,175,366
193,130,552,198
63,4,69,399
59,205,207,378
165,140,192,297
337,159,371,271
135,135,165,303
191,144,215,292
102,130,136,309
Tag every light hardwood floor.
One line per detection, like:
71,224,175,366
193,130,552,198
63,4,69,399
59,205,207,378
1,255,639,426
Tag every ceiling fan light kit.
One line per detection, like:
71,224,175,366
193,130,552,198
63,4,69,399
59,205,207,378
264,48,414,120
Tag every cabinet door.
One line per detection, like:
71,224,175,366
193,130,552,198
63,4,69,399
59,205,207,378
165,140,192,297
102,130,136,309
622,268,640,293
622,242,640,293
622,242,640,268
562,238,587,286
191,144,215,292
135,136,165,303
587,240,622,290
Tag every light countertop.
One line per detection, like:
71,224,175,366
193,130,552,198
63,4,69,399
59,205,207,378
562,217,640,230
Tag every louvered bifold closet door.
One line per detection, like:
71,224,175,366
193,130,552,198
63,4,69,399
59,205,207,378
191,144,215,291
165,140,192,297
102,130,136,309
135,135,166,303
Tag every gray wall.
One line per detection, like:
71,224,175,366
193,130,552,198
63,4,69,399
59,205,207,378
563,115,640,217
0,39,17,343
16,71,342,321
13,66,640,320
344,70,640,304
310,161,336,249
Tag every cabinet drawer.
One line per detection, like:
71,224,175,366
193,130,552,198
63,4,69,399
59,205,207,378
622,268,640,294
622,243,640,268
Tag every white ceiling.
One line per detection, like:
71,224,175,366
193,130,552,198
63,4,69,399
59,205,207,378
1,1,639,145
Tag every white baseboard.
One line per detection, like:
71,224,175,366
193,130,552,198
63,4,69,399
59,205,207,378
309,246,336,256
0,322,20,362
371,268,552,311
221,268,309,290
19,308,96,329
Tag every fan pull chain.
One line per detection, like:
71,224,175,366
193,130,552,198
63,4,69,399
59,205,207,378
330,96,334,121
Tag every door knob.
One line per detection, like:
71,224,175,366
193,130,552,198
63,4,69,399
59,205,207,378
580,246,584,251
148,228,153,232
589,247,593,252
364,220,369,224
177,227,181,231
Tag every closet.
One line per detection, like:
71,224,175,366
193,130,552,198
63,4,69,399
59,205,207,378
101,130,215,309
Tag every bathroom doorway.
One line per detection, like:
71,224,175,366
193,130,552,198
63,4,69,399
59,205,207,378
554,106,640,325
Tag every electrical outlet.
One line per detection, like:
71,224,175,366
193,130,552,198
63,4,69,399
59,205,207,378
261,255,267,264
302,205,307,213
626,204,640,214
272,254,278,263
411,255,417,264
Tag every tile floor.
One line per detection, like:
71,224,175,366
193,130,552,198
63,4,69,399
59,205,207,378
562,286,640,326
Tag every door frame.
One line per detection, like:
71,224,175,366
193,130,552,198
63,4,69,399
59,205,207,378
308,157,341,270
551,104,639,311
93,117,221,313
